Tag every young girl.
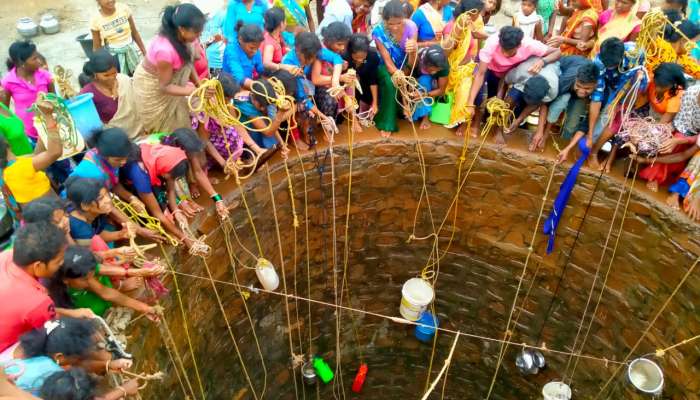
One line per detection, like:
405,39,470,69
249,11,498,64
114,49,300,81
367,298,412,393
372,0,419,137
90,0,146,77
281,32,336,148
132,4,206,134
50,246,158,319
352,0,376,33
647,19,700,79
0,102,61,218
344,34,380,120
224,23,265,89
412,45,449,129
1,319,131,395
1,41,56,143
192,73,265,167
412,0,452,46
313,22,353,119
588,0,641,56
261,7,291,71
224,0,269,41
237,78,295,154
23,197,72,243
162,128,230,220
41,368,141,400
79,50,142,138
512,0,544,41
482,0,502,35
548,0,598,57
598,63,687,177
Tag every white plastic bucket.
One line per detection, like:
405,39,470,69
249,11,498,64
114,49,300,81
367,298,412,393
542,381,572,400
255,258,279,291
399,278,434,321
628,358,663,394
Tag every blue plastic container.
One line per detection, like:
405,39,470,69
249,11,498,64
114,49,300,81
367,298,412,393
66,93,102,139
414,312,439,343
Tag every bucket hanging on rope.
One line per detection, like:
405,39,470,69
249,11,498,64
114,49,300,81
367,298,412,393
351,363,368,393
312,356,334,384
628,358,663,395
414,311,439,343
542,381,571,400
399,278,434,321
302,361,317,386
255,258,279,291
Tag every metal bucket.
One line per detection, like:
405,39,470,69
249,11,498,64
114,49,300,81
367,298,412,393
542,381,572,400
628,358,663,395
302,361,316,386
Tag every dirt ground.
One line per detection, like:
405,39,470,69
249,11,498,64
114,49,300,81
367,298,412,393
0,0,174,84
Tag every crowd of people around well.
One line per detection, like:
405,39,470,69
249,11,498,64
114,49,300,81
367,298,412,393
0,0,699,397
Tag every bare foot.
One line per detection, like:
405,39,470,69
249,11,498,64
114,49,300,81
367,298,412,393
684,196,700,221
470,123,479,138
588,157,601,171
603,158,612,173
455,124,465,137
666,193,681,210
420,117,431,130
380,130,391,138
493,128,506,146
295,140,309,151
646,180,659,192
190,184,201,199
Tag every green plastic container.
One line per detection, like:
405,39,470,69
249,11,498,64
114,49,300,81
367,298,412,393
312,356,334,384
429,93,454,126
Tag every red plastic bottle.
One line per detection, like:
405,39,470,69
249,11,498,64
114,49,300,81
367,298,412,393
352,363,368,393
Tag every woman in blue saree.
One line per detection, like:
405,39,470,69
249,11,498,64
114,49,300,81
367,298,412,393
412,0,453,45
372,0,419,137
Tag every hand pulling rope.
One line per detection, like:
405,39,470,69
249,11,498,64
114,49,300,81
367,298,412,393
31,92,81,153
188,79,269,176
112,195,179,246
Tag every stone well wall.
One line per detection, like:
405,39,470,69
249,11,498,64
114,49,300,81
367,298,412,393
129,138,700,400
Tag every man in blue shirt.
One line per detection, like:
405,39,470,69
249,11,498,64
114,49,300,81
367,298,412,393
585,38,646,169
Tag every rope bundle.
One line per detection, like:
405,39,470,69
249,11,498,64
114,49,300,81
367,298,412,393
31,92,82,153
112,195,179,246
391,69,434,117
617,117,674,156
630,9,667,66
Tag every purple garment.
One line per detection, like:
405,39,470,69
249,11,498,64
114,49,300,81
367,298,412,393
191,113,244,169
80,83,118,123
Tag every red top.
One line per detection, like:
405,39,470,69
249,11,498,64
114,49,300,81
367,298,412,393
261,31,288,64
0,250,56,352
